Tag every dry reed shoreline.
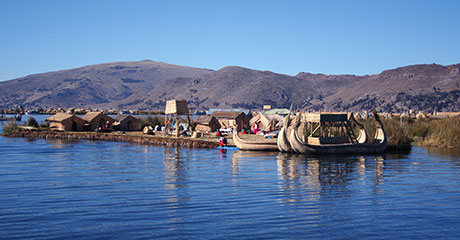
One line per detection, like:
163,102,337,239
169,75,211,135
2,131,220,149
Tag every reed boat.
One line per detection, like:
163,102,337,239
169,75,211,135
277,113,293,152
232,131,279,151
288,111,387,154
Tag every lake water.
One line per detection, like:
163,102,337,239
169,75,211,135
1,116,460,239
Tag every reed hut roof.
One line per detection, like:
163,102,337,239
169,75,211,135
207,108,251,115
115,114,138,122
46,113,74,122
82,112,102,121
264,108,291,115
212,111,245,119
82,112,115,122
196,115,217,125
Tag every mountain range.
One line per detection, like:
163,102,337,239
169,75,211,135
1,60,459,112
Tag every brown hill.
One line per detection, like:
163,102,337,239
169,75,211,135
0,60,459,112
117,66,318,110
0,60,213,109
307,63,460,112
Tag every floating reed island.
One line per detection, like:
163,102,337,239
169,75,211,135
2,130,221,149
3,99,460,152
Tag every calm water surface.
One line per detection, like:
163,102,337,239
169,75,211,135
1,118,460,239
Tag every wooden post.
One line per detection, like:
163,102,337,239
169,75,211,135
187,113,192,136
175,114,179,137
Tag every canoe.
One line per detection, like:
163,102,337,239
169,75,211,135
232,131,279,151
289,111,387,154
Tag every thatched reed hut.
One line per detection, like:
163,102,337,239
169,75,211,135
82,112,115,131
211,111,249,132
113,115,140,131
250,112,283,132
195,115,221,132
46,113,85,131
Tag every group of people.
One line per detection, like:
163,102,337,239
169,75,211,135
96,121,111,132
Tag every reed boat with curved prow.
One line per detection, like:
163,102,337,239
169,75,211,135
232,130,279,151
288,110,387,154
351,113,368,144
277,108,293,152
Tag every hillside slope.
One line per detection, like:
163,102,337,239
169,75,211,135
0,60,213,108
1,60,459,112
310,63,460,112
118,66,318,110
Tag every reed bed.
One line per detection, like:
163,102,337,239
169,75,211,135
2,121,20,134
409,118,460,148
138,116,165,129
363,116,460,149
359,117,412,151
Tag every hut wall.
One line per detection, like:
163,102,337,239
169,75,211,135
235,115,249,132
86,115,115,131
115,118,140,131
49,122,66,131
165,100,188,114
69,118,85,131
217,119,232,129
195,124,212,132
215,115,249,132
209,120,221,132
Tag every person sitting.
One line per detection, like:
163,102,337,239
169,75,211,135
104,121,111,130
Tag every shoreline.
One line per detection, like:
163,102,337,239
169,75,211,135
5,130,445,153
3,130,409,153
1,131,220,149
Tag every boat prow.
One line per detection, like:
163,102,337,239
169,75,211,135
277,107,293,152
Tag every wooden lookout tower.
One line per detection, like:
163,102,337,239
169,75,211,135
165,100,190,137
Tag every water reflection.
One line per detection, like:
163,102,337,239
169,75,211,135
46,139,78,148
276,153,321,205
425,147,460,159
375,155,385,184
231,150,279,173
163,147,188,190
274,154,390,195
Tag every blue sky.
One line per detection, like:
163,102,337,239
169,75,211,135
1,0,459,81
